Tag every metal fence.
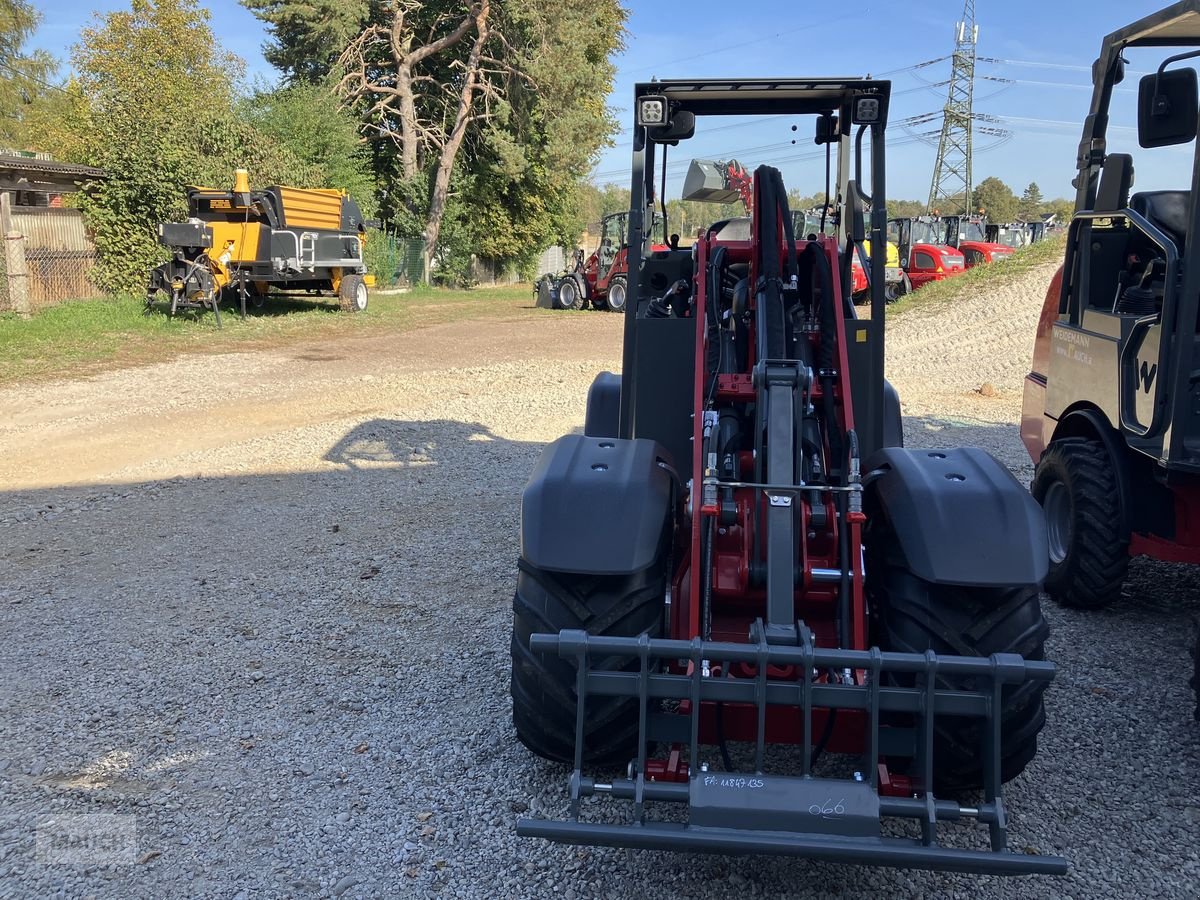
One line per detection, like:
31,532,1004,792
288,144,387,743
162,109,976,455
0,206,100,314
367,233,425,289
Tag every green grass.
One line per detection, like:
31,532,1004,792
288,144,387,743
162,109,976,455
886,235,1066,316
0,283,538,386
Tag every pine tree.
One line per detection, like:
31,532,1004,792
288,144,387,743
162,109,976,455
1019,182,1045,221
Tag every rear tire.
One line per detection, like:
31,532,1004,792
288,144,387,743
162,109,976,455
511,559,665,766
339,274,368,312
869,560,1049,793
1031,437,1128,609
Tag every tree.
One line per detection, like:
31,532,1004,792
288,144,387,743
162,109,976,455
1041,197,1075,225
578,182,630,233
0,0,57,146
241,0,369,83
251,0,625,281
970,176,1019,223
40,0,314,291
337,1,502,264
239,79,376,212
889,199,928,218
1019,182,1044,221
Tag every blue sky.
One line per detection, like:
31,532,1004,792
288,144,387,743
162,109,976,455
29,1,1195,202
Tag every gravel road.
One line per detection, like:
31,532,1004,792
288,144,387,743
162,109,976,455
1,268,1198,899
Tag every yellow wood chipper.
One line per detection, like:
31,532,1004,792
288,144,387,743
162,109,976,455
147,169,374,325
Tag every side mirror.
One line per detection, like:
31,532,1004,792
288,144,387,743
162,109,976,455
1139,68,1199,148
815,113,838,146
647,110,696,144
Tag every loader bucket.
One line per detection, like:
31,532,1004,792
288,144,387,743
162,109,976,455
517,622,1067,876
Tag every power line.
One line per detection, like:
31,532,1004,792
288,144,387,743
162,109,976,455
0,60,70,96
622,13,860,76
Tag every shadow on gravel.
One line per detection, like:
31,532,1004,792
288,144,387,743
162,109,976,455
322,418,504,469
0,414,1197,898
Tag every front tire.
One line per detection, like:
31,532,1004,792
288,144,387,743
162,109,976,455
604,275,628,313
1031,437,1128,609
511,560,665,766
869,560,1049,792
555,274,587,311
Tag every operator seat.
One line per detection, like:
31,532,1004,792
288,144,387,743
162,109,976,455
1094,153,1134,212
1131,191,1190,251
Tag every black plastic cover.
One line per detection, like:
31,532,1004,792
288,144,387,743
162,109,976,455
158,221,212,250
584,372,621,438
865,447,1048,587
521,435,672,575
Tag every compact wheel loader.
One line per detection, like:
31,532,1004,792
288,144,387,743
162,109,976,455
511,78,1065,875
1022,0,1200,720
147,169,372,326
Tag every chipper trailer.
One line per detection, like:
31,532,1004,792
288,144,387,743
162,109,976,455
1020,0,1200,718
511,78,1065,875
147,169,372,326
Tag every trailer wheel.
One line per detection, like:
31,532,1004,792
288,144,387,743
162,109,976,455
556,274,587,311
1031,437,1128,609
605,275,628,313
511,559,665,766
339,274,369,312
870,564,1049,793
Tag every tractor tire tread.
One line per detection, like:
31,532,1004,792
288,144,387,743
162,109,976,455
1032,437,1128,609
876,567,1049,793
511,560,664,766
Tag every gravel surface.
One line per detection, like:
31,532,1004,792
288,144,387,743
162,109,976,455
1,269,1198,899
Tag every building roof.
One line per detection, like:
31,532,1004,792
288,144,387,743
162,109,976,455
0,154,107,179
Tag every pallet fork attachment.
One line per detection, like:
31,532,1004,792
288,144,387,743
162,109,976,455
517,624,1066,876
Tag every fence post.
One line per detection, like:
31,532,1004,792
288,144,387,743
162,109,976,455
0,192,30,318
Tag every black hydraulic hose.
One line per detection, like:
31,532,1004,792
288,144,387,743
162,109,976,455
716,701,734,772
771,168,799,286
838,430,859,650
707,246,727,403
810,701,838,770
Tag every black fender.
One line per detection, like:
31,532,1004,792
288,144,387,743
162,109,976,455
584,372,621,438
864,447,1048,587
521,434,673,575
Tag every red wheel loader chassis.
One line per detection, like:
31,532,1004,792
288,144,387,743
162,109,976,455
513,79,1065,876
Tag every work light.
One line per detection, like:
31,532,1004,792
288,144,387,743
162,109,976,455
638,96,667,127
853,95,882,124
